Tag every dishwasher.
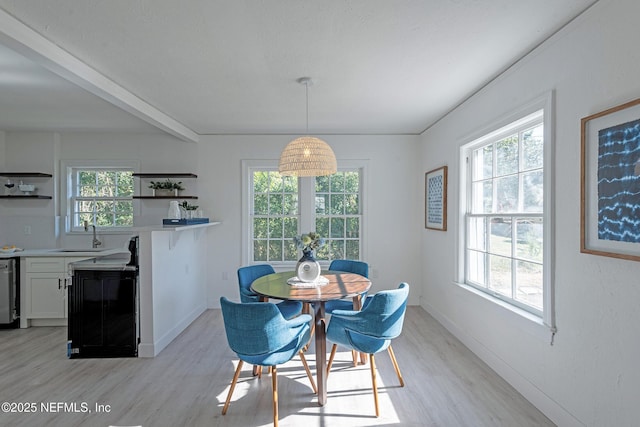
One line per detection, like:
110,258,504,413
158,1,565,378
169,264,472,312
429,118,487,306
0,259,19,329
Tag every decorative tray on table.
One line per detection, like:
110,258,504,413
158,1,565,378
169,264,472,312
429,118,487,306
286,276,329,288
162,218,210,225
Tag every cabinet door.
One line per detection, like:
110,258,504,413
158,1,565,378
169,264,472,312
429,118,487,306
69,270,137,357
26,273,65,318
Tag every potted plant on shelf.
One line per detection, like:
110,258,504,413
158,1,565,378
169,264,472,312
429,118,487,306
180,201,199,219
149,179,185,197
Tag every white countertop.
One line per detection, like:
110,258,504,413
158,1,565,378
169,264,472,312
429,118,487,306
71,257,136,271
0,222,221,259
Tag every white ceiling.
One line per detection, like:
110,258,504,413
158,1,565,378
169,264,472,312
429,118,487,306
0,1,598,141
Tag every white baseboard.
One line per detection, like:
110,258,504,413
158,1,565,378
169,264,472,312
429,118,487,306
138,304,206,358
422,302,584,427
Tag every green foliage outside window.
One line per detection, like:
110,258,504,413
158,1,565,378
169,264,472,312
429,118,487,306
252,172,299,262
76,170,134,228
251,169,362,263
315,171,360,260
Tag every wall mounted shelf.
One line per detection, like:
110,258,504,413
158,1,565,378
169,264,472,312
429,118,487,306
0,172,53,177
132,173,197,178
133,172,198,199
133,196,198,199
0,195,52,199
1,172,53,199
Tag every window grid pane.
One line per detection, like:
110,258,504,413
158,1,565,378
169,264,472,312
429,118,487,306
465,116,544,315
250,168,363,264
72,169,133,228
251,171,299,263
315,171,361,261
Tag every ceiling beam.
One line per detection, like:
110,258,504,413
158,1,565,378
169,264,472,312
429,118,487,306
0,8,199,142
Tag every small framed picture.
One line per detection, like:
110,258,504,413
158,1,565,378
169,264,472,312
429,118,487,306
581,97,640,261
425,166,447,231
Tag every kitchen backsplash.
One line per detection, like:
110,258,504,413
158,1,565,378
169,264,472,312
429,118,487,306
0,215,58,248
0,215,136,249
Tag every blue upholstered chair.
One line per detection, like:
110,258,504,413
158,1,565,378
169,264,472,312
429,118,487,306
326,283,409,417
237,264,302,319
220,297,317,427
324,259,370,314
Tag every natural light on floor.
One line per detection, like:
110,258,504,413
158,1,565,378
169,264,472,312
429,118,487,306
216,348,402,426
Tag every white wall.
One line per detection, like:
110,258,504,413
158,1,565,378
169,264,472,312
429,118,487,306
1,130,422,308
137,226,210,357
0,131,197,249
420,0,640,425
198,134,422,308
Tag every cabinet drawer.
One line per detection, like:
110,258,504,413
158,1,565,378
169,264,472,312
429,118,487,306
25,257,65,273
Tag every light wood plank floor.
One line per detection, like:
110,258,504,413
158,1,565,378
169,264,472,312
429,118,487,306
0,307,554,427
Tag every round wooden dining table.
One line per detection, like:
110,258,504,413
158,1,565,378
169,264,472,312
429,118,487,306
251,270,371,406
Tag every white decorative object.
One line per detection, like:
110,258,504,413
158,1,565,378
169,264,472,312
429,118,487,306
154,188,178,197
168,201,181,219
18,184,36,195
297,258,321,282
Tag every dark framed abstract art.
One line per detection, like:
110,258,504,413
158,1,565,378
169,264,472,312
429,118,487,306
581,97,640,261
425,166,447,231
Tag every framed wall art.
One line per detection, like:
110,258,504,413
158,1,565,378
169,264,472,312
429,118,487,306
581,97,640,261
425,165,447,231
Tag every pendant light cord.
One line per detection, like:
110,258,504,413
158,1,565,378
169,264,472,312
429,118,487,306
305,80,309,133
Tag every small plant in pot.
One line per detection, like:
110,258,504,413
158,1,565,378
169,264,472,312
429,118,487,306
149,179,185,197
180,201,199,219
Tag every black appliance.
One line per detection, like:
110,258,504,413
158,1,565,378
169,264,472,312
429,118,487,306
68,237,139,358
0,258,19,329
127,235,139,267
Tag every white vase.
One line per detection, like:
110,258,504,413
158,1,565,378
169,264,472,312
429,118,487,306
296,250,321,282
168,201,181,219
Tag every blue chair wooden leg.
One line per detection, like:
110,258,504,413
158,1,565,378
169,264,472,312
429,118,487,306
222,360,244,415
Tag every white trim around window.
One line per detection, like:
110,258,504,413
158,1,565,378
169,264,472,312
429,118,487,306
456,92,556,332
61,159,140,234
241,159,369,268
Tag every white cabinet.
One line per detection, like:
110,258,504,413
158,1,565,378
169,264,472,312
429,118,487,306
21,257,91,327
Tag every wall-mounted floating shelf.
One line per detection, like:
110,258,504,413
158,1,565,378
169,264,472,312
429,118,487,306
132,172,198,199
0,195,52,199
1,172,53,199
133,196,198,199
132,173,197,178
0,172,53,177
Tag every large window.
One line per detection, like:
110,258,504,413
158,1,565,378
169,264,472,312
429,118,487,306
460,103,552,320
67,166,135,231
315,172,361,260
252,171,299,262
244,160,365,265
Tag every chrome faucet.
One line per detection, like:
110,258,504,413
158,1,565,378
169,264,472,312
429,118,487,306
83,220,102,248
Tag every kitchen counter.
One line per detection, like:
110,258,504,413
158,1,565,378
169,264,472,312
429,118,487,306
71,256,135,271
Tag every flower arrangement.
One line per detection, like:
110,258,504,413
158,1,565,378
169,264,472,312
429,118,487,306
148,179,185,190
294,231,326,254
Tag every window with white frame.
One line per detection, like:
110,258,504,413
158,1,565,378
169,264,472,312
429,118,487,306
460,105,552,319
251,171,299,262
67,166,134,231
315,172,362,260
244,160,364,265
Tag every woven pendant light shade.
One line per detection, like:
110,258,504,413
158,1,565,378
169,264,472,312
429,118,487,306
279,77,337,177
279,135,337,177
